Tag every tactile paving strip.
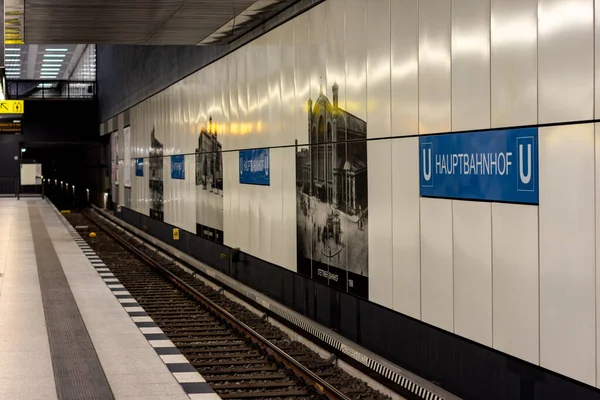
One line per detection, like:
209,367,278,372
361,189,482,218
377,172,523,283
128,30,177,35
29,204,116,400
52,209,220,400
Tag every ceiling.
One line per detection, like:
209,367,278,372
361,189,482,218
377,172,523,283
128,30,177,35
5,44,92,80
23,0,296,45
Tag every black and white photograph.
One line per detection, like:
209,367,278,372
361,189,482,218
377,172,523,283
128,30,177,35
149,127,164,222
296,83,369,298
195,116,224,244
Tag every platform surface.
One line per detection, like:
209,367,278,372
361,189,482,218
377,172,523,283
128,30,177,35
0,198,194,400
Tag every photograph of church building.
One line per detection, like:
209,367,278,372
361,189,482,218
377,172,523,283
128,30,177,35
296,83,369,298
195,116,224,244
149,127,164,222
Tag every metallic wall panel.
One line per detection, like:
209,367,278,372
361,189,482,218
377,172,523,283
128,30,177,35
492,203,540,365
391,0,419,136
418,0,452,134
453,200,493,346
309,3,327,105
223,52,238,249
290,13,311,272
596,0,600,119
595,123,600,387
538,0,594,124
280,19,298,267
344,0,367,121
366,0,391,139
539,123,596,385
420,197,454,332
367,0,393,308
256,36,271,261
451,0,491,131
490,0,537,128
391,137,421,318
267,31,283,265
247,40,261,257
326,0,346,111
236,47,250,251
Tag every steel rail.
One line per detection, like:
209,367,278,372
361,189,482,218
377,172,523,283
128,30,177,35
82,210,353,400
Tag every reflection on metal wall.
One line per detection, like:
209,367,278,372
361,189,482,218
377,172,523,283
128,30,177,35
109,0,600,391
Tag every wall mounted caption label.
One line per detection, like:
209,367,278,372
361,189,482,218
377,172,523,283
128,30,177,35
239,148,270,186
419,127,538,204
170,155,185,180
0,100,24,114
135,158,144,177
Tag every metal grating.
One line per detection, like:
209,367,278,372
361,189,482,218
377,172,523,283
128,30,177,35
24,0,295,45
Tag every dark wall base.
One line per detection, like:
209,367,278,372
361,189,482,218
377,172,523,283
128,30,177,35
112,205,600,400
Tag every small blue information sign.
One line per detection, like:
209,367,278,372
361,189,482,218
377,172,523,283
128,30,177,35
419,127,538,204
171,155,185,180
239,148,270,186
135,158,144,177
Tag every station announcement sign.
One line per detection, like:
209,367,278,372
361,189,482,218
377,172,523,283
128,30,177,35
419,127,538,204
239,148,270,186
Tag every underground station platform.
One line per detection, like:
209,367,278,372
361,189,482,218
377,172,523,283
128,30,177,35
0,198,218,400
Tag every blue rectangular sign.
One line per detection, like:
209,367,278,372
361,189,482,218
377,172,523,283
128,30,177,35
419,128,538,204
239,148,270,186
135,158,144,177
171,155,185,180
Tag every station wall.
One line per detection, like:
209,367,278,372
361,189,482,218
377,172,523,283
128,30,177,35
107,0,600,390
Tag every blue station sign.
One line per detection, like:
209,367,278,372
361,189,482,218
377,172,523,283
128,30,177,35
239,148,270,186
170,155,185,180
135,158,144,177
419,128,538,204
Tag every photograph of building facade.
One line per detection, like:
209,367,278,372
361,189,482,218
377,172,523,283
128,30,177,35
195,116,223,191
149,127,164,222
195,116,224,243
296,83,368,297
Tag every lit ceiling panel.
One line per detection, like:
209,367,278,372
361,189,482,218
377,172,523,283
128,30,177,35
4,44,93,80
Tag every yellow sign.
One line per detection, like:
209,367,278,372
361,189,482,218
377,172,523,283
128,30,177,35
0,100,23,114
173,228,179,241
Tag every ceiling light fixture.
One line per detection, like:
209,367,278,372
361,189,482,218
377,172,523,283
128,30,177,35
45,48,68,52
41,68,60,71
5,54,20,57
44,54,66,58
6,48,19,51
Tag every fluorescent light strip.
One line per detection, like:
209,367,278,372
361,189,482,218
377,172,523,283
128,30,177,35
5,54,20,58
45,48,68,52
44,54,66,58
41,68,60,71
6,48,20,51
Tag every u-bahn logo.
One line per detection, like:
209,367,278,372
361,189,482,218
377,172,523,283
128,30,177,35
420,142,433,188
516,136,534,191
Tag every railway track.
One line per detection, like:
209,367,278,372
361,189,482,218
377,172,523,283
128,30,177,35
64,210,391,400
